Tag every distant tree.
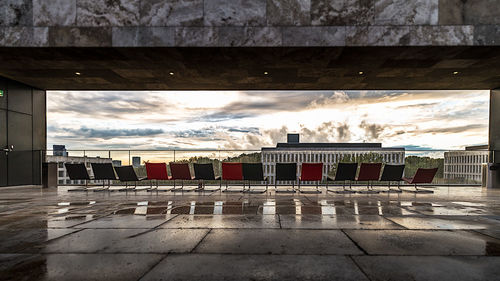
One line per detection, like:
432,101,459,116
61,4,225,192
338,153,384,164
404,156,444,179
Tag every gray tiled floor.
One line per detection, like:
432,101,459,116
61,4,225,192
141,254,369,281
353,256,500,281
344,229,500,255
279,214,404,229
1,185,500,280
194,229,363,255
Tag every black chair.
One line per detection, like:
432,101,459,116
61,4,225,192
326,163,357,194
275,163,297,193
115,166,147,191
193,163,221,192
242,163,268,194
91,163,117,190
65,163,92,192
380,164,405,193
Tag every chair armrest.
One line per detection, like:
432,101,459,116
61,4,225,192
214,176,221,180
138,177,148,181
402,177,412,184
326,176,335,181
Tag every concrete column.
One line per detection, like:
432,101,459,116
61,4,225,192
489,89,500,163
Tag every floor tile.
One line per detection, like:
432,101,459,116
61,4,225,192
473,228,500,240
141,254,369,281
354,256,500,281
195,229,362,255
104,229,209,253
386,216,497,230
74,215,174,229
43,229,144,253
345,230,500,255
0,228,78,253
279,215,404,229
0,253,164,281
160,215,280,229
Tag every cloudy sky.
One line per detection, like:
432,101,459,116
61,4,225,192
47,90,489,151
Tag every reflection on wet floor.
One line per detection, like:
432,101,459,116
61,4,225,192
58,198,489,216
2,185,500,281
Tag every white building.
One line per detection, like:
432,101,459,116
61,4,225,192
262,134,405,184
444,145,489,183
46,155,112,185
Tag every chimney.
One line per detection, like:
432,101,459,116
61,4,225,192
287,133,299,143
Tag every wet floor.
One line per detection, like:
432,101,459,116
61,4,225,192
1,185,500,280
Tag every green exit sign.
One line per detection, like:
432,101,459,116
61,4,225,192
0,90,3,97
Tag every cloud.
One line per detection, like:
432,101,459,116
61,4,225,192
173,128,216,139
227,127,260,134
59,127,164,139
47,90,489,150
308,91,350,108
410,124,487,135
336,123,351,142
359,121,385,140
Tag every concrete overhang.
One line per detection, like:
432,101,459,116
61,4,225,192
1,46,499,91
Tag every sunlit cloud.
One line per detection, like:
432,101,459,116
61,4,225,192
47,90,489,150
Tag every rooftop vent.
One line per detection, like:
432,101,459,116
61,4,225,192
287,133,299,144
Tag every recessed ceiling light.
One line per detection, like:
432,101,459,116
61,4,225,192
75,72,81,76
453,71,459,75
264,71,268,75
169,72,174,76
358,71,364,75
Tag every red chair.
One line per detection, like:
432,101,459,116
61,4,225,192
356,163,382,194
299,163,323,194
403,168,438,193
221,162,244,192
169,163,194,192
145,162,170,191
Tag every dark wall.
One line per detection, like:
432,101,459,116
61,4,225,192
0,76,46,186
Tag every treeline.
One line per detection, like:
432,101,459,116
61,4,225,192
134,152,444,179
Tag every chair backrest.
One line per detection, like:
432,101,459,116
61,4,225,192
91,163,116,180
115,166,139,182
357,163,382,181
64,163,90,180
169,163,192,180
242,163,264,181
410,168,439,184
65,163,90,180
222,162,243,180
300,163,323,181
276,163,297,181
194,163,216,180
380,164,405,181
334,163,358,181
146,162,169,180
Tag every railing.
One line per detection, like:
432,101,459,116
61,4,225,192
42,149,490,186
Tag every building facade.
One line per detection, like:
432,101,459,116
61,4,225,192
444,145,489,183
262,134,405,185
46,155,112,185
132,156,141,167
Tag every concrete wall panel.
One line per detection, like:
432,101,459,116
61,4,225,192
0,0,498,46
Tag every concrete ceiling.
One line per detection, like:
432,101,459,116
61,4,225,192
0,46,499,90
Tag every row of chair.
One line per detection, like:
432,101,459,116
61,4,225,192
65,161,438,194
